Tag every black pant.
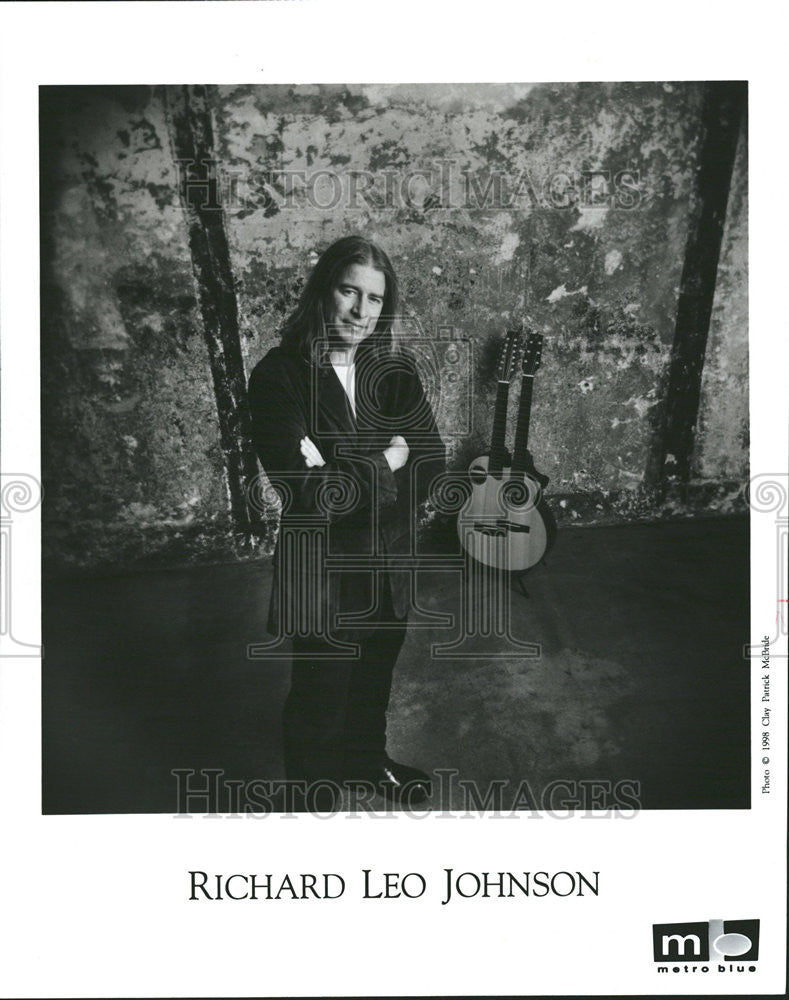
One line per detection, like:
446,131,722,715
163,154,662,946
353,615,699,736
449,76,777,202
283,573,408,782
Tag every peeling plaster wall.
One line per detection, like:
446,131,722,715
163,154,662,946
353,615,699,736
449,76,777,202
694,118,749,481
41,83,748,573
41,87,228,570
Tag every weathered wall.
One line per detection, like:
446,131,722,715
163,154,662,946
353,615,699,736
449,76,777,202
41,87,227,570
41,82,748,573
694,117,748,481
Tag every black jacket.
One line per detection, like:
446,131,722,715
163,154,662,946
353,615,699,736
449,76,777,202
247,340,446,636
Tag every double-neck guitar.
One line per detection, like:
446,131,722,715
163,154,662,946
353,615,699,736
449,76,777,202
458,329,556,572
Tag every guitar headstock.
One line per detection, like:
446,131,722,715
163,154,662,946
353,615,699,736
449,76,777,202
521,330,544,377
497,329,524,384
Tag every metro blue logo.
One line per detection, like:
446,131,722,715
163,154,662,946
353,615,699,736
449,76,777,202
653,919,759,962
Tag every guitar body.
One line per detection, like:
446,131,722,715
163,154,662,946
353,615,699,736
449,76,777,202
458,454,555,571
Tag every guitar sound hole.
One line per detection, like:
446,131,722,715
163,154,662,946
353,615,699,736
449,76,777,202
470,465,487,485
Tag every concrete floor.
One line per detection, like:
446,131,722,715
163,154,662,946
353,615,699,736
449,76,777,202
43,516,749,813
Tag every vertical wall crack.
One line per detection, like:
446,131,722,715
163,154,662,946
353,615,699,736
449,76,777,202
164,85,262,544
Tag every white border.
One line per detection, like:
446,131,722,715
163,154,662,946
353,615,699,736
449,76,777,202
1,2,787,997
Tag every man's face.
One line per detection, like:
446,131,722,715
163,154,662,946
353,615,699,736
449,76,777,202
325,263,386,348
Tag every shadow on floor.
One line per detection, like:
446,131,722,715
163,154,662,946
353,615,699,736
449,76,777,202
43,516,749,813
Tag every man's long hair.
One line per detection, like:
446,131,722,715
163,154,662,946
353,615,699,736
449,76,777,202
280,235,401,364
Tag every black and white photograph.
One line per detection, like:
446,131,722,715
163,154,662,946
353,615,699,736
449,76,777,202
39,78,751,816
1,2,787,998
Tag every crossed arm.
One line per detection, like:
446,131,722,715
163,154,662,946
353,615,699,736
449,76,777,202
248,357,403,522
300,434,410,472
248,350,444,522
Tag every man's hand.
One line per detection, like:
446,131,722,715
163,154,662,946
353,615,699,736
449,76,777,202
300,436,326,468
383,435,409,472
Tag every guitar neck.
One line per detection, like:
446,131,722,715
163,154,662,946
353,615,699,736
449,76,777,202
511,374,534,474
488,381,511,477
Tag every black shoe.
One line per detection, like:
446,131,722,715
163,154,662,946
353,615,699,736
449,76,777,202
282,741,343,812
356,757,432,804
270,780,342,814
304,780,342,813
286,780,341,814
